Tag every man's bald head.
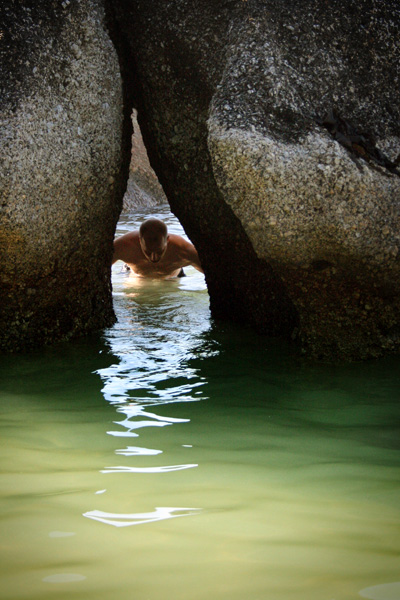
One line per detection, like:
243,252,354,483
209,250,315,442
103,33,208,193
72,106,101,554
139,218,169,263
139,218,168,240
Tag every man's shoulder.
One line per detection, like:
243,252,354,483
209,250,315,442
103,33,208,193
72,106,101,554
117,230,140,245
168,233,190,246
167,234,197,263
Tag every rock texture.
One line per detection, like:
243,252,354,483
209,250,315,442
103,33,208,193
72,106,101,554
1,0,128,351
108,0,400,360
2,0,399,360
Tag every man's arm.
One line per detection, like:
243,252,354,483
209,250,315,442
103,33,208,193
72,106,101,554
112,232,137,265
181,238,204,273
112,236,124,264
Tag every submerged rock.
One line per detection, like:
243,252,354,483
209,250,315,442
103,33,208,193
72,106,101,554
108,0,400,360
0,0,129,351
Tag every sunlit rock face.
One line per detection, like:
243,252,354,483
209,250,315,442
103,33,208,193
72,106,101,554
108,0,400,360
1,0,128,351
123,110,167,210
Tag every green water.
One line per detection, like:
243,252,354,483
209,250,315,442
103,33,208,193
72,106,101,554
1,206,400,600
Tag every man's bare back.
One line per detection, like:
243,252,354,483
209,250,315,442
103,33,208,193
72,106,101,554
112,218,203,279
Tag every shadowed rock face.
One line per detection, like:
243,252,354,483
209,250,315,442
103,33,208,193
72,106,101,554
107,0,400,360
1,0,130,351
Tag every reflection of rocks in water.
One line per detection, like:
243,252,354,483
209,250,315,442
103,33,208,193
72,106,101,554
123,110,166,210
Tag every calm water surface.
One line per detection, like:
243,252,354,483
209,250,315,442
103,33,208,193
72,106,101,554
1,205,400,600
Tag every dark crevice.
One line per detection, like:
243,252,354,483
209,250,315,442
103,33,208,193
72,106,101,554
316,109,400,176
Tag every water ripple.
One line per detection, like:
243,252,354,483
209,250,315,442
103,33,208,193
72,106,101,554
83,506,201,527
116,407,190,423
100,464,198,474
112,418,172,431
115,446,162,456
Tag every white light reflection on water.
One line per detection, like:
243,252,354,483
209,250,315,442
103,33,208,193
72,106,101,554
107,406,191,438
100,464,198,473
98,206,210,415
83,507,202,527
115,446,163,456
100,364,207,407
91,205,210,541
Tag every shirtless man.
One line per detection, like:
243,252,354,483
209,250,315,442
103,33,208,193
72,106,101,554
112,218,203,278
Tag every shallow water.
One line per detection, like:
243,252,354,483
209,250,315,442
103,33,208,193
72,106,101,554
1,205,400,600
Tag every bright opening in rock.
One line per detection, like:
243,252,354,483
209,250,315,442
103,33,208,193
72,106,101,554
123,109,167,211
113,110,207,293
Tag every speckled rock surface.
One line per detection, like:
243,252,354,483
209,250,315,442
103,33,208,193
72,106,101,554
108,0,400,360
1,0,128,351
